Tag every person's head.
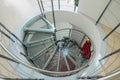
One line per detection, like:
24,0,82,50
86,37,90,42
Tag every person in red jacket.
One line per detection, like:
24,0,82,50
82,38,91,60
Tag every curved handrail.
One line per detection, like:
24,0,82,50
0,42,89,76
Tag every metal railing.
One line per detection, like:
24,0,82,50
0,0,120,79
0,23,92,77
37,0,77,12
90,0,120,78
0,40,89,77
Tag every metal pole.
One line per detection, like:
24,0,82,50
103,23,120,40
69,29,71,39
74,6,76,12
42,46,58,69
51,0,56,28
96,0,112,25
99,48,120,61
0,54,19,64
57,47,61,71
0,22,24,45
40,0,45,12
37,0,44,17
63,53,70,71
51,0,57,41
0,30,15,42
79,34,86,47
58,0,60,10
40,0,46,18
67,54,77,65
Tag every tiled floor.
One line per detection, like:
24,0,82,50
98,24,120,78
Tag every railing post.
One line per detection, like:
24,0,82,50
74,6,76,12
51,0,57,41
40,0,45,12
39,0,46,18
58,0,60,10
37,0,44,17
51,0,56,28
96,0,112,25
79,34,86,47
0,54,19,64
69,29,71,39
0,30,15,42
99,48,120,61
0,22,28,55
103,23,120,40
0,22,24,45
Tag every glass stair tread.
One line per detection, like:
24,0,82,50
27,40,54,57
30,33,53,42
32,46,55,68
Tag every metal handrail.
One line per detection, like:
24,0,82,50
0,42,89,76
24,27,94,69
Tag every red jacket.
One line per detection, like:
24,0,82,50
82,41,91,60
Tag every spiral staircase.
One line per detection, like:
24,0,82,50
0,0,120,80
22,15,91,75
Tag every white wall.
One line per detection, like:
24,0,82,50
77,0,120,33
77,0,109,21
0,0,39,32
71,24,85,45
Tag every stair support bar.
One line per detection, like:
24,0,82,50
63,53,70,71
57,47,61,71
30,43,54,59
27,36,53,45
42,46,58,69
67,55,77,66
24,28,54,33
